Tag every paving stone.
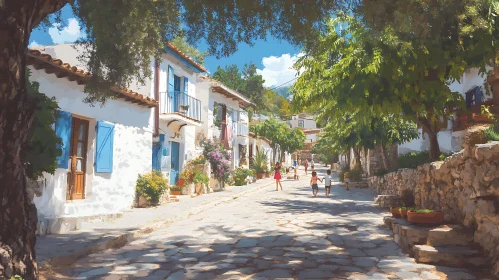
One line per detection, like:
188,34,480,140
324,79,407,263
298,269,333,279
338,266,365,273
395,271,420,278
352,257,378,267
420,271,441,279
329,258,352,265
255,269,293,278
236,238,259,248
167,270,187,280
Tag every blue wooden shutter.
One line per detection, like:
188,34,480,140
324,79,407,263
168,65,174,97
152,134,166,171
95,121,115,173
55,110,72,168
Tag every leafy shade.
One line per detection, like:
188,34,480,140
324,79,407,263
250,118,305,163
293,11,498,160
170,35,208,65
24,69,61,180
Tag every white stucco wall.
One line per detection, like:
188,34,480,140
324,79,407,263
289,117,317,129
29,67,153,219
306,133,318,143
448,67,493,100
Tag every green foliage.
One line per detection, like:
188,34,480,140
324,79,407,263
193,173,209,185
233,168,254,186
250,118,305,163
136,171,169,204
485,126,499,141
11,276,23,280
171,35,208,65
252,149,268,174
398,152,432,169
292,8,499,159
349,167,363,182
24,69,61,180
374,169,389,177
411,209,437,214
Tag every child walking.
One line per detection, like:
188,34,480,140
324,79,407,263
324,170,333,196
344,170,350,191
310,171,322,197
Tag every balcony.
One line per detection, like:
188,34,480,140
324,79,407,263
236,122,248,136
160,91,202,125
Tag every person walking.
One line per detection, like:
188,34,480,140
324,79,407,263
344,170,350,191
324,169,333,196
311,159,315,172
274,162,283,191
304,159,309,175
310,171,322,197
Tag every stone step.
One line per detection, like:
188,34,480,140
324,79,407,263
427,225,474,246
414,245,489,268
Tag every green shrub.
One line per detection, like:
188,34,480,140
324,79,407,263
193,173,209,185
233,168,254,186
398,151,431,169
349,167,363,182
374,168,389,177
136,171,169,204
411,209,437,213
439,152,452,161
485,126,499,141
253,149,268,174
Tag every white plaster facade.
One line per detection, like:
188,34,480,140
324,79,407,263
398,68,493,155
196,77,251,169
28,65,154,234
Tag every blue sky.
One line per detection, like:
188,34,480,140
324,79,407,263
29,6,301,88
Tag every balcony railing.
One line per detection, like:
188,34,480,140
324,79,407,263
236,122,248,136
160,91,201,122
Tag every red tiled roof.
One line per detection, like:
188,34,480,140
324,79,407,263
165,42,208,73
199,76,253,107
26,50,158,108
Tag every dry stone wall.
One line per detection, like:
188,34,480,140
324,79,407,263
368,141,499,276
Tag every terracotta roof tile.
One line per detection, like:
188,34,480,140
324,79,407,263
165,42,208,73
199,76,253,107
26,49,157,108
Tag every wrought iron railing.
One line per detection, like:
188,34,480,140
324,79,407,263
160,90,202,122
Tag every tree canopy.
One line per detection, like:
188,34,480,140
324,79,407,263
292,7,499,159
250,118,305,163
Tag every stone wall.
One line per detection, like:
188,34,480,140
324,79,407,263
368,141,499,275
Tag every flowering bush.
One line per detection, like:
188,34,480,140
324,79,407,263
233,168,254,186
191,155,206,165
202,138,232,183
136,171,169,204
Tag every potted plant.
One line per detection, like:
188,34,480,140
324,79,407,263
193,172,209,195
180,104,190,112
170,183,183,196
407,209,444,226
135,171,169,207
400,207,415,219
390,207,402,218
253,149,267,179
265,165,271,178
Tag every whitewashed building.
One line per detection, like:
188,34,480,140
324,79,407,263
398,68,493,155
26,49,157,234
196,76,252,169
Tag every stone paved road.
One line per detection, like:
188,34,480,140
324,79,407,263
53,168,485,280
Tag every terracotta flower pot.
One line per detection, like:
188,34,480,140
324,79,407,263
171,190,182,196
257,173,264,179
407,210,444,226
400,209,408,219
390,207,401,218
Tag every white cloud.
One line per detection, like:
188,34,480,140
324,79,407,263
257,53,303,88
28,41,43,48
49,18,83,44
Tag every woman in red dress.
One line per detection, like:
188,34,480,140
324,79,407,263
274,162,283,191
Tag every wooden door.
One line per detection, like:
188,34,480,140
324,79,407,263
67,117,89,200
221,105,227,140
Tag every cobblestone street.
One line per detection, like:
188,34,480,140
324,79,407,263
51,168,484,280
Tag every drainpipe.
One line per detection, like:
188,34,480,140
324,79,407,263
154,59,160,138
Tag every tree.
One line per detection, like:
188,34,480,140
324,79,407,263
0,1,341,278
212,65,246,92
293,10,498,161
170,35,208,65
250,118,304,164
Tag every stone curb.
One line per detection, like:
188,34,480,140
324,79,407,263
41,179,275,269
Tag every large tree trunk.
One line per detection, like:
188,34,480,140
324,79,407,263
352,147,362,170
379,144,389,170
419,118,441,160
346,148,351,170
1,1,68,278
